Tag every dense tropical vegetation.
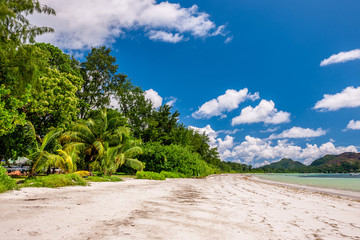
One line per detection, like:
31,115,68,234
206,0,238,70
0,0,232,192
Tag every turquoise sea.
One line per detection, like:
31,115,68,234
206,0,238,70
256,173,360,192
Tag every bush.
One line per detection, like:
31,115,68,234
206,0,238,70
0,166,17,193
160,171,185,178
86,175,122,182
139,142,216,177
136,171,166,180
21,174,87,188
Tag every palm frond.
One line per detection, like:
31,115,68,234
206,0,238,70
93,140,105,156
124,158,143,171
124,146,143,158
40,129,62,151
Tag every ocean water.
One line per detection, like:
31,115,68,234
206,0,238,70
256,173,360,192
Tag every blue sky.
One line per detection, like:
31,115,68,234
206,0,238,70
32,0,360,166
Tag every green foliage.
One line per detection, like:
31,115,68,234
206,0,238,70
0,166,17,193
21,174,87,188
0,84,30,136
218,161,253,173
26,68,83,135
62,109,143,174
25,122,64,175
78,47,126,117
85,175,122,182
139,142,215,177
0,0,55,44
136,171,166,180
160,171,185,178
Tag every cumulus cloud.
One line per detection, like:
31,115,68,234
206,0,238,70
268,127,326,139
192,88,259,119
253,161,271,168
224,135,357,165
231,100,290,125
314,86,360,111
320,49,360,66
148,30,184,43
188,125,237,160
346,120,360,130
32,0,225,49
144,89,163,108
165,97,177,107
188,125,218,148
217,129,242,135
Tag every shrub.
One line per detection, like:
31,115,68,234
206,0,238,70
160,171,185,178
0,166,17,193
136,171,166,180
86,175,122,182
21,174,87,188
139,142,216,177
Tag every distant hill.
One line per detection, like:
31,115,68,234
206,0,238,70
308,152,360,172
310,152,360,166
264,158,306,169
257,152,360,173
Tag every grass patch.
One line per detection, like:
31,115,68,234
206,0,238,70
0,166,18,193
21,174,87,188
85,175,122,182
136,171,166,180
160,171,185,178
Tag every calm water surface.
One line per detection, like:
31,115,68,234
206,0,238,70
257,173,360,192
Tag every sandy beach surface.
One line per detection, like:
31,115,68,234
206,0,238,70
1,174,360,240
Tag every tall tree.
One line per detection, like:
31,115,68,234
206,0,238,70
0,0,56,135
78,47,126,118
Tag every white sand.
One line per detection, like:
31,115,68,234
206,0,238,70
1,174,360,240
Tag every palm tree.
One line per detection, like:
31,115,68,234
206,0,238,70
95,128,143,175
26,122,63,176
61,109,143,173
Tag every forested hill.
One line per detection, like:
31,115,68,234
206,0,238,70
256,152,360,173
262,158,305,170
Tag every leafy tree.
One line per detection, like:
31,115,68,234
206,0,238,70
0,0,55,44
0,1,56,135
78,47,126,118
26,68,83,136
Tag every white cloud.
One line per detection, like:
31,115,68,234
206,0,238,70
346,120,360,130
144,89,163,108
224,36,233,44
253,160,271,168
217,135,234,152
268,127,326,139
314,86,360,111
231,100,290,125
165,97,177,107
224,135,357,165
192,88,259,119
189,125,218,148
189,125,236,160
32,0,225,49
320,49,360,66
217,129,242,135
148,30,184,43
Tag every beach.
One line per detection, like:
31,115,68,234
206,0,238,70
1,174,360,240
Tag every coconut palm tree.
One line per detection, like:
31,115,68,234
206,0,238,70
26,122,63,176
61,108,143,173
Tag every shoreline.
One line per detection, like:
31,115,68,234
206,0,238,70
250,175,360,201
1,174,360,240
